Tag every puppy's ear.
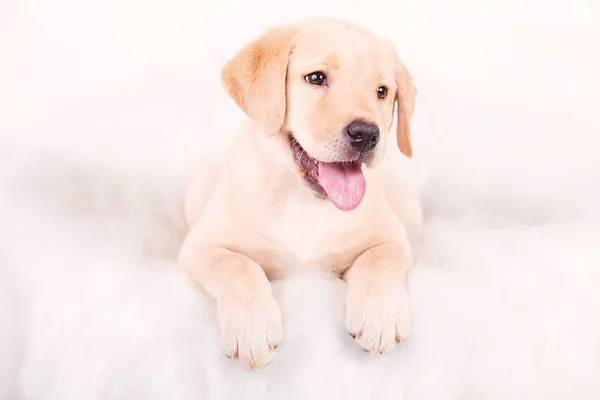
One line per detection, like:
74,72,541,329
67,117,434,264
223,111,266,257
391,48,417,158
221,25,297,136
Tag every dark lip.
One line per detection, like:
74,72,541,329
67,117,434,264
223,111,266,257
288,135,328,198
288,134,373,199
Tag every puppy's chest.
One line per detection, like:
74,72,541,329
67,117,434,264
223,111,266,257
267,203,375,273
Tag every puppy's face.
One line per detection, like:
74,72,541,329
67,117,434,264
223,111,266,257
222,19,417,211
285,23,397,166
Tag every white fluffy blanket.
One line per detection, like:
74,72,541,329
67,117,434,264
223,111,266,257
1,1,599,399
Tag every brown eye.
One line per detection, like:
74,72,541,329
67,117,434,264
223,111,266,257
305,71,327,85
377,86,388,99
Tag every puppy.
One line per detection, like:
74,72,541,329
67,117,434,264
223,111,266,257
179,17,421,370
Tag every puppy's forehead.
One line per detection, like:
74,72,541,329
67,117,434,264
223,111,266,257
290,22,394,76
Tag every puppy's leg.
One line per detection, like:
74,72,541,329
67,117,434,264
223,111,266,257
344,243,411,354
179,240,282,370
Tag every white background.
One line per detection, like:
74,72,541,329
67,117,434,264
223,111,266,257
1,0,600,399
2,0,599,194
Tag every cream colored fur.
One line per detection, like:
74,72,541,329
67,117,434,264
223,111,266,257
178,18,422,371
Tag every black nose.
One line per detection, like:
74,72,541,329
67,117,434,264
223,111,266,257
346,120,380,152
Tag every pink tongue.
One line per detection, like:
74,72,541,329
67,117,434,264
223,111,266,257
317,161,366,211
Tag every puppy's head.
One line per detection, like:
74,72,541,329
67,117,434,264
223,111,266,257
221,18,417,211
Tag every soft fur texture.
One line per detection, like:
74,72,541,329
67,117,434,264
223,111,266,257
1,0,600,399
180,18,419,370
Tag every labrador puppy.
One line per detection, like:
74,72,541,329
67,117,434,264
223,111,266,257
179,17,421,370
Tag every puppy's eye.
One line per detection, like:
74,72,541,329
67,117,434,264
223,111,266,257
377,86,388,99
305,71,327,86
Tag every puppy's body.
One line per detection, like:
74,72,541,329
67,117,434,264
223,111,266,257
184,122,416,279
179,18,421,370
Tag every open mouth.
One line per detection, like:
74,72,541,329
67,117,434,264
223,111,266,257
289,135,366,211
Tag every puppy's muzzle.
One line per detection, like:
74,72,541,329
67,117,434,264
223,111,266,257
346,120,380,153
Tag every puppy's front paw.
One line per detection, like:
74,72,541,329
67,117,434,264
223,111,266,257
217,291,283,371
345,283,410,354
